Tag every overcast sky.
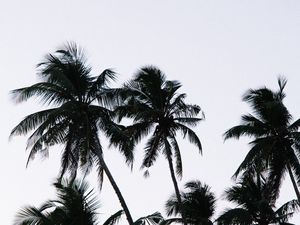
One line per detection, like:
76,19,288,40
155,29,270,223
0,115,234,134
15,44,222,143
1,1,300,224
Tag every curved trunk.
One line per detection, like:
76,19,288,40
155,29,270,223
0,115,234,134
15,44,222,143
166,155,188,225
94,139,133,225
286,163,300,204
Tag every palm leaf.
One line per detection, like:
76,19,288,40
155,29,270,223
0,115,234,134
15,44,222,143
133,212,164,225
10,108,57,138
141,128,163,169
14,205,53,225
170,136,183,178
289,118,300,131
216,208,253,225
175,123,202,153
103,210,124,225
275,199,299,222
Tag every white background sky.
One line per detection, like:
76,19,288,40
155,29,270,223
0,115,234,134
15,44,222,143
1,1,300,224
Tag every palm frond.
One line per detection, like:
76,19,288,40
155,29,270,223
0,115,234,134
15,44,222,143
233,137,274,178
133,212,164,225
276,76,287,100
103,210,124,225
14,205,53,225
104,121,135,166
286,149,300,186
224,124,267,140
216,208,253,225
266,150,287,200
289,118,300,131
125,122,154,144
160,218,182,225
11,82,75,105
175,123,202,153
171,103,202,118
141,128,163,169
170,137,183,178
165,193,181,217
88,69,118,107
275,199,299,222
93,142,104,190
173,117,202,127
10,109,57,138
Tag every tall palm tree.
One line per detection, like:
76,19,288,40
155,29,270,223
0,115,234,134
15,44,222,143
216,173,299,225
14,179,124,225
115,66,203,225
10,43,134,225
165,180,216,225
224,77,300,202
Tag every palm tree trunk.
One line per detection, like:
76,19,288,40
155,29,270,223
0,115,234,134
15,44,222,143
166,155,188,225
94,140,133,225
287,163,300,204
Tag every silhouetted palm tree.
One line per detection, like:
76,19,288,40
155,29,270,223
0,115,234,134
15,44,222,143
10,43,134,224
216,173,298,225
14,179,124,225
224,77,300,202
115,66,203,225
165,180,216,225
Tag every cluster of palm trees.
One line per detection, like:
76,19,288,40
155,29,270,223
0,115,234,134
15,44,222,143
10,43,300,225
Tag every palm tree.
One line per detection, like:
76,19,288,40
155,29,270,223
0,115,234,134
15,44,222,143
216,173,299,225
165,180,216,225
224,77,300,203
14,179,124,225
10,43,134,224
115,66,203,225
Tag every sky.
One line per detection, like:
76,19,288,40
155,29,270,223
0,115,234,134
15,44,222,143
1,0,300,224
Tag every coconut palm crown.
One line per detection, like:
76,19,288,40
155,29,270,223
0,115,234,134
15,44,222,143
14,179,124,225
115,66,203,225
216,172,299,225
10,43,134,224
165,180,216,225
224,77,300,202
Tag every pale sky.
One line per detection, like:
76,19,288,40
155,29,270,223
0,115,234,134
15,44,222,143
1,1,300,224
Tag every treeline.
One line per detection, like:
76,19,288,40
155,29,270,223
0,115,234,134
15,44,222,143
10,43,300,225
